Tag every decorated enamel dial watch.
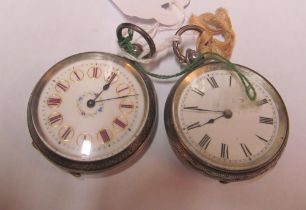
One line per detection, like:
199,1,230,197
27,24,157,175
165,26,289,182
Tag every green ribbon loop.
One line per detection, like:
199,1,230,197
203,52,257,101
117,31,257,101
118,29,136,57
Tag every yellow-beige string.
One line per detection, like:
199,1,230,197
189,8,235,59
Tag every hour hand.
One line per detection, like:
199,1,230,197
184,106,223,113
186,110,233,130
186,113,226,130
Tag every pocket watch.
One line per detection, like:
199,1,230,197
27,24,157,175
165,25,289,182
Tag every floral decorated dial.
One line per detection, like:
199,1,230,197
37,59,147,161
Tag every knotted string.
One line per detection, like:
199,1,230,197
189,8,235,59
118,30,256,101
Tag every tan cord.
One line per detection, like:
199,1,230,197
189,8,235,59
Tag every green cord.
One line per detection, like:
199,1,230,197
118,31,256,101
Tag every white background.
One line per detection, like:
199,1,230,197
1,1,306,210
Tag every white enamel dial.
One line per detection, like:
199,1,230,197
169,64,289,173
30,53,154,163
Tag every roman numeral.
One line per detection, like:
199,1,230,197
117,87,129,93
73,71,81,80
186,122,200,130
116,83,130,96
56,81,69,92
221,143,229,159
113,118,127,129
61,127,72,140
259,117,274,125
88,66,101,78
229,75,232,87
207,77,219,88
198,134,211,150
78,134,92,155
107,72,117,83
58,126,74,141
119,100,134,114
120,104,133,109
240,143,252,157
48,113,63,126
191,88,205,96
256,135,268,142
99,129,111,143
256,98,268,106
70,70,84,82
47,97,61,106
93,67,98,78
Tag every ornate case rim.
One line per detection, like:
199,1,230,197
27,52,158,174
164,62,289,182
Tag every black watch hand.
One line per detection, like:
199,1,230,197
184,106,224,113
93,72,117,101
187,113,226,130
95,94,139,103
87,73,117,108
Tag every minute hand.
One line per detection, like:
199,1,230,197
184,106,224,113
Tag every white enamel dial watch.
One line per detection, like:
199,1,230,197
165,25,289,182
165,62,289,182
27,52,157,175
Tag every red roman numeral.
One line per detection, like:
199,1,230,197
74,71,81,80
120,104,133,109
56,82,68,92
117,87,129,93
61,127,72,139
47,97,62,106
49,114,63,125
93,67,98,78
113,118,127,129
99,129,110,143
107,72,117,83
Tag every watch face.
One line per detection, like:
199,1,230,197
169,63,289,172
28,52,156,167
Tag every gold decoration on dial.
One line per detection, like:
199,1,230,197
55,80,70,93
119,99,134,114
47,94,62,108
27,52,157,174
112,116,128,131
70,69,84,82
77,133,93,145
105,70,119,83
48,112,63,128
77,133,93,156
116,83,131,96
87,66,102,79
97,129,113,144
58,125,74,141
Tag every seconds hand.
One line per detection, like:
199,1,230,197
87,73,117,108
95,94,139,103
